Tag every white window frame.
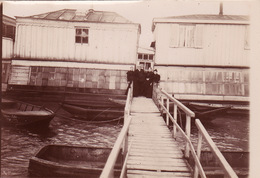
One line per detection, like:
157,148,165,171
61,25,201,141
75,27,89,44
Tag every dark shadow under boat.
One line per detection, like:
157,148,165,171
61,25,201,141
28,144,123,177
1,99,55,127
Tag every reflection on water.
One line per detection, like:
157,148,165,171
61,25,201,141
1,101,249,177
175,114,249,152
1,114,122,177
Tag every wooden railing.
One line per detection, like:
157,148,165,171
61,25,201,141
195,119,238,178
100,84,133,178
153,86,238,178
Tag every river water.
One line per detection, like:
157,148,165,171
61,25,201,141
1,100,249,177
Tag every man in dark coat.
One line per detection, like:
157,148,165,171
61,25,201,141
138,65,146,96
125,66,134,95
153,69,160,83
133,66,140,97
144,67,154,98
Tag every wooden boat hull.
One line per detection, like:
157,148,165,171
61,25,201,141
61,103,124,121
1,99,55,127
28,145,122,177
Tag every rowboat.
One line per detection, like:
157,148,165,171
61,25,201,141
28,144,122,177
183,102,232,118
60,103,124,121
109,98,232,119
1,99,55,127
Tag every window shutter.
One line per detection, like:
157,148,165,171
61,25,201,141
244,25,250,50
195,24,204,48
170,24,179,48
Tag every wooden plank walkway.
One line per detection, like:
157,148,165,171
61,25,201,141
126,97,192,178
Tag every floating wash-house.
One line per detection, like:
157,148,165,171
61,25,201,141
152,14,250,102
10,9,140,94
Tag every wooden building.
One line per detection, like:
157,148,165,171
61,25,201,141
2,15,16,90
152,14,250,102
137,47,155,71
9,9,140,94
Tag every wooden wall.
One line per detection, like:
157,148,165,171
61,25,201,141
156,66,249,101
2,37,14,59
8,65,128,92
14,19,140,64
154,23,249,67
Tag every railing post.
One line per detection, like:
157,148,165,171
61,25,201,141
160,96,164,112
166,98,169,126
194,129,203,178
184,115,191,158
173,104,177,138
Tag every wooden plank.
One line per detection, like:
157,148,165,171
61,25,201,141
130,148,182,154
127,156,186,164
127,164,191,172
128,152,183,158
127,159,187,167
127,170,192,177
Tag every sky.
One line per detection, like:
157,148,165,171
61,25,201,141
3,1,251,48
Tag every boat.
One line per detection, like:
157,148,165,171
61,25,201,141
182,102,232,118
108,98,126,106
28,144,123,177
1,99,55,127
60,103,124,121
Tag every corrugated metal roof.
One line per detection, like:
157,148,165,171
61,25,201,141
152,14,249,31
155,14,249,22
21,9,133,24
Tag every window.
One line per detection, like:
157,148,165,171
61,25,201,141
2,24,16,40
75,28,89,44
170,24,203,48
138,53,154,60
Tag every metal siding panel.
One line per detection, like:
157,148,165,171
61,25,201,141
58,27,64,60
31,25,37,58
36,26,42,58
67,28,74,60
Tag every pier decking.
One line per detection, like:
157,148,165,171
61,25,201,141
126,97,192,177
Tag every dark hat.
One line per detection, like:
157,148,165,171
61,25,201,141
154,69,158,72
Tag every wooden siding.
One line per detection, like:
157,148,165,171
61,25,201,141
2,37,14,59
154,23,249,67
9,66,30,85
14,20,139,64
156,66,249,100
9,65,128,91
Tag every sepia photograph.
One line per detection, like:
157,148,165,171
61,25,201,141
1,0,259,177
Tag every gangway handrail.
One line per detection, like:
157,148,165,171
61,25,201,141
100,84,133,178
161,89,195,117
153,86,238,178
195,119,238,178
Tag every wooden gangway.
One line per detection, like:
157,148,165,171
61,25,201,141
127,97,192,177
100,85,238,178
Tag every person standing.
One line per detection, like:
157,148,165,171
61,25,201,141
145,67,154,98
133,66,140,97
125,66,134,95
153,69,160,84
138,65,146,96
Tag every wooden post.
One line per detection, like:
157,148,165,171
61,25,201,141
166,98,169,126
160,96,164,113
185,115,191,158
194,130,203,178
173,104,177,138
